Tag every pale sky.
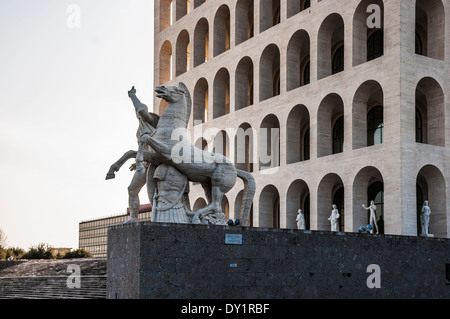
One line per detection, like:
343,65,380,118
0,1,155,249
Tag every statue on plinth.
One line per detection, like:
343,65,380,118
420,200,432,237
328,204,340,232
296,209,305,230
362,200,379,234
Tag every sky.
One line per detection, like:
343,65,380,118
0,0,155,250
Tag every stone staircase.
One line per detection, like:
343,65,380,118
0,258,107,299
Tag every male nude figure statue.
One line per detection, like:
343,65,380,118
362,200,379,234
106,87,160,224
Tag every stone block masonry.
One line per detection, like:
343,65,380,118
107,222,449,299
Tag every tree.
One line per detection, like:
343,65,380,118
0,247,6,260
0,228,7,248
21,243,54,259
0,229,7,260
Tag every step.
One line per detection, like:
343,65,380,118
0,276,107,299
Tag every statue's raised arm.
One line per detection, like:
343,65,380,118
129,86,159,128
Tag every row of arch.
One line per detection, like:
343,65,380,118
192,164,447,237
191,76,445,171
159,0,446,85
159,0,312,33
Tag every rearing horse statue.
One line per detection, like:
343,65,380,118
107,83,255,226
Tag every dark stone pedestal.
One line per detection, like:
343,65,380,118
107,222,449,299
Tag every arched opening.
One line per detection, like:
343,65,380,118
287,30,310,91
332,116,344,154
259,114,280,170
333,186,345,232
194,18,209,67
352,80,384,149
235,57,254,111
193,197,207,211
259,185,280,228
317,93,344,157
273,69,280,97
415,108,423,143
367,181,384,234
286,104,310,164
367,30,384,61
176,30,190,76
213,68,230,119
193,0,206,9
353,0,384,66
303,60,310,86
193,78,209,125
213,130,230,159
415,77,445,146
415,0,445,60
318,13,345,79
286,180,310,229
367,105,384,146
236,0,254,45
416,183,424,235
160,0,173,32
416,165,447,237
235,122,255,172
175,0,190,21
287,0,311,18
259,44,281,102
317,173,344,231
353,166,384,233
260,0,280,32
214,5,231,57
159,41,173,84
415,32,423,55
332,45,344,75
193,138,208,185
222,195,229,221
303,128,310,161
235,190,254,226
195,137,208,151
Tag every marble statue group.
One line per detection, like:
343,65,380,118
106,84,255,226
297,199,432,237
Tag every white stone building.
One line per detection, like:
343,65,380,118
153,0,450,238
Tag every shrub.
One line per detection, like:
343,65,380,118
6,247,25,259
63,248,92,259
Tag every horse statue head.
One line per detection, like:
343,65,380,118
155,83,189,104
155,82,191,129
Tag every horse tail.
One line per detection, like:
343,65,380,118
236,169,256,226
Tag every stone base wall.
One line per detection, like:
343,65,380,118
107,222,449,299
0,260,27,273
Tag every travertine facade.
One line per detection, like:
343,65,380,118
153,0,450,238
